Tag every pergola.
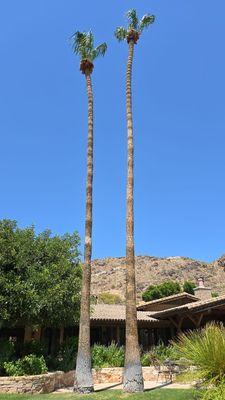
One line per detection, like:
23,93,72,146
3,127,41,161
152,295,225,332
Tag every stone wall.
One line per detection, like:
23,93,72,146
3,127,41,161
0,367,174,394
0,371,74,394
93,366,171,384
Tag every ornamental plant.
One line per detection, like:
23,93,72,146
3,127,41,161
91,343,125,368
4,354,48,376
172,323,225,387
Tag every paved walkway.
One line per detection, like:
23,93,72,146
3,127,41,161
55,381,192,393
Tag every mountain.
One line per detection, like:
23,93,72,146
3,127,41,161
91,255,225,301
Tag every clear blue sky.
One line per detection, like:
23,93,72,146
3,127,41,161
0,0,225,262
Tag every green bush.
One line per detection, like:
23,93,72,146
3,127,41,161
98,292,123,304
183,281,195,295
202,381,225,400
4,354,48,376
141,343,176,366
142,281,181,301
172,323,225,387
91,343,124,368
47,337,78,372
141,352,152,366
0,340,15,375
19,340,48,358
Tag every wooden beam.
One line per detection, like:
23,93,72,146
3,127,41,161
187,313,204,328
187,314,198,327
168,316,184,332
197,313,204,328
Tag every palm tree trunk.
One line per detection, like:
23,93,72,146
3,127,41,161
74,73,94,394
123,40,144,393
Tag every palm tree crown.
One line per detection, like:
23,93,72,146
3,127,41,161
115,9,155,44
71,31,107,74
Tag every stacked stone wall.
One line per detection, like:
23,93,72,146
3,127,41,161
0,367,175,394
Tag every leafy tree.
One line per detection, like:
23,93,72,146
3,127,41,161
71,31,107,394
183,281,196,295
115,9,155,392
142,281,181,302
0,219,82,328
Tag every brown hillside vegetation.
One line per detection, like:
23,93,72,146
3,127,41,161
91,255,225,301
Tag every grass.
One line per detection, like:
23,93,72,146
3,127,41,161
0,390,198,400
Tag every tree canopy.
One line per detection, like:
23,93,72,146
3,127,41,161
0,220,82,328
71,30,107,75
142,281,181,302
183,281,195,295
142,280,198,301
115,9,155,43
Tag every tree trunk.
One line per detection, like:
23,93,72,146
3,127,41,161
74,73,94,394
123,40,144,393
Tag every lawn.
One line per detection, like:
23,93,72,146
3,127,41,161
0,390,198,400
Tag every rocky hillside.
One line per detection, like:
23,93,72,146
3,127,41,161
91,255,225,301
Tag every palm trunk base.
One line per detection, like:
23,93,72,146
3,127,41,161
74,354,94,394
123,362,144,392
73,386,94,394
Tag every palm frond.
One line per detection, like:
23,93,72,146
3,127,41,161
92,42,107,60
114,26,127,42
70,31,89,59
70,31,85,54
139,14,155,32
71,29,107,66
84,30,94,55
126,9,139,30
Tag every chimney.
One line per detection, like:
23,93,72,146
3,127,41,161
194,277,212,301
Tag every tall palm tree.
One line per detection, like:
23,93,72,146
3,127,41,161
71,31,107,394
115,10,155,393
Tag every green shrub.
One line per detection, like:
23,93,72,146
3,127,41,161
141,343,176,366
47,337,78,372
142,281,181,301
202,381,225,400
0,340,15,375
4,354,48,376
183,281,195,295
141,352,152,366
98,293,123,304
19,340,48,358
172,323,225,387
91,343,124,368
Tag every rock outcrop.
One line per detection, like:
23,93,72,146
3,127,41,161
91,255,225,301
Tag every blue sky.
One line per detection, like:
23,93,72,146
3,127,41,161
0,0,225,262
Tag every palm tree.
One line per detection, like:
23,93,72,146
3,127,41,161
71,31,107,394
115,10,155,393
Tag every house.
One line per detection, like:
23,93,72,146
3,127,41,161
83,278,225,349
2,278,225,352
52,277,225,351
